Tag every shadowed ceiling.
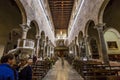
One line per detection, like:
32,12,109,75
48,0,74,35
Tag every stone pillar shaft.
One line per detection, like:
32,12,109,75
95,23,109,65
79,41,83,58
84,36,89,59
42,41,45,58
47,46,49,57
74,45,77,56
36,35,40,58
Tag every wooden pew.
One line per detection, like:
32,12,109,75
32,60,52,80
85,75,119,80
71,60,120,80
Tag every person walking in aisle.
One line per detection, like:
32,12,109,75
61,57,64,68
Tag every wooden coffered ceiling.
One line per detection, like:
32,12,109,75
48,0,74,29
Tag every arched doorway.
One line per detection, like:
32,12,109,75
0,0,26,56
84,20,100,59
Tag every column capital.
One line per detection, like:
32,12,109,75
94,23,106,31
83,35,89,43
84,35,89,39
20,24,31,32
36,35,41,39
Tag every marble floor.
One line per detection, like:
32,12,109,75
42,59,84,80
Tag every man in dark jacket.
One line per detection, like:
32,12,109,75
0,53,17,80
18,56,32,80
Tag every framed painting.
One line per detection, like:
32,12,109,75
107,41,118,50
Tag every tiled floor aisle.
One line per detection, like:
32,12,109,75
42,58,84,80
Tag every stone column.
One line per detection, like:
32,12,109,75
72,45,76,57
36,35,40,58
79,41,82,58
19,24,31,47
71,46,74,55
49,46,51,57
88,43,92,58
95,23,109,65
84,35,90,59
52,47,54,57
74,38,78,58
20,24,31,39
43,40,46,59
74,45,77,57
46,40,50,57
47,46,49,57
69,47,70,54
40,39,44,59
50,46,52,58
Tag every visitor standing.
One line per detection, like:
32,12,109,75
0,53,17,80
17,56,32,80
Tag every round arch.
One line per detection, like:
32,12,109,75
75,36,78,44
41,31,46,40
30,20,40,37
84,20,95,37
15,0,27,24
98,0,110,23
78,31,83,43
102,0,120,33
104,28,120,38
27,20,39,39
46,36,49,43
84,20,100,59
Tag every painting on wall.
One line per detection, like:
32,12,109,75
107,41,118,49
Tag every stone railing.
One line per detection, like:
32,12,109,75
17,39,35,49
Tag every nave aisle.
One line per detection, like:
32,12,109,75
42,59,84,80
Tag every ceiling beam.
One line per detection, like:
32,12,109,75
49,1,74,3
48,0,74,29
49,4,73,6
50,5,73,8
51,11,72,13
50,8,72,11
53,15,70,17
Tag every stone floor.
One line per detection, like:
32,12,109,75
42,58,84,80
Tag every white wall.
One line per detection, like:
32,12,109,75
68,0,104,44
20,0,55,45
104,30,120,54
